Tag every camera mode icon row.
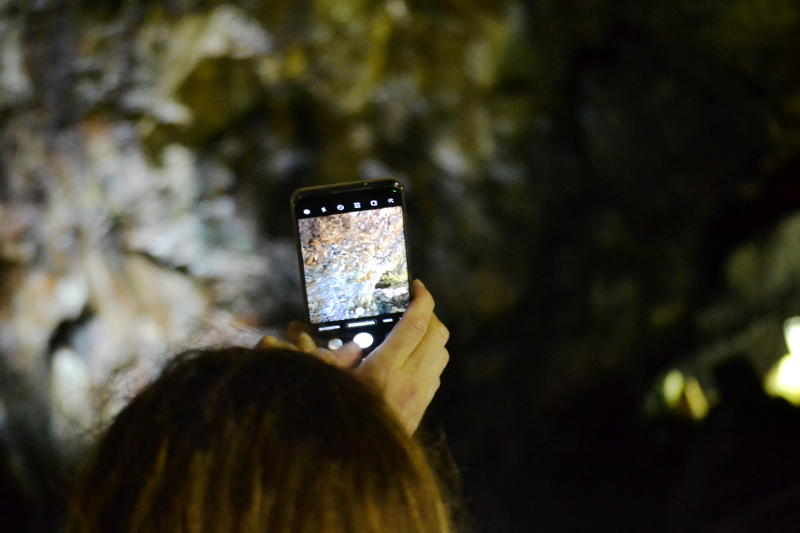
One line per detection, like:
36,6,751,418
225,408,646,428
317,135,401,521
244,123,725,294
302,198,395,216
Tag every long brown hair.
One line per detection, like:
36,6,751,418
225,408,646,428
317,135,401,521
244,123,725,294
67,347,455,532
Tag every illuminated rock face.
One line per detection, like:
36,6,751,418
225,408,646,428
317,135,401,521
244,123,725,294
299,207,408,323
0,1,514,456
2,2,800,532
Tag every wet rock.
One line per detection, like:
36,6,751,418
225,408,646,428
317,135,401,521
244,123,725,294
128,5,271,141
2,2,800,531
0,19,32,108
299,208,408,322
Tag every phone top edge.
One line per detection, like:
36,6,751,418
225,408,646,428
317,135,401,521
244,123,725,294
291,178,410,330
291,179,403,204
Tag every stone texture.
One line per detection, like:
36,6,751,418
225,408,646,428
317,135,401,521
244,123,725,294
1,1,800,532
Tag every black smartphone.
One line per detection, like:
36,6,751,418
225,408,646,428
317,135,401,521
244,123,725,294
291,179,411,354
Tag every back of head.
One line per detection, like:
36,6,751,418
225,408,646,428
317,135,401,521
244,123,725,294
68,347,453,533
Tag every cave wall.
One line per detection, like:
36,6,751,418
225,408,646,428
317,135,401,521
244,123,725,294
2,1,800,531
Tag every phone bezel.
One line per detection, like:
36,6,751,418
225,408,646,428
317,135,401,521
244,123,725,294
290,179,413,341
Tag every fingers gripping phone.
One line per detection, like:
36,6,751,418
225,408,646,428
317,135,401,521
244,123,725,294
291,179,412,354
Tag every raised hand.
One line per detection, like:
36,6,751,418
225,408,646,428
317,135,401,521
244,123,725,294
258,280,449,434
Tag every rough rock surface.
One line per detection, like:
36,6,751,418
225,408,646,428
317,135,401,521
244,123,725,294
1,1,800,532
299,207,408,322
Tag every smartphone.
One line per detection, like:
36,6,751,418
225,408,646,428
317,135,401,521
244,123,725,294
291,179,411,354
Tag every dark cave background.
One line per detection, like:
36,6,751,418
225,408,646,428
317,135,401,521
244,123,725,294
2,1,800,531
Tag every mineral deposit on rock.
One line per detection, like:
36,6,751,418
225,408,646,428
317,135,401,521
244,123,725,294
298,207,408,323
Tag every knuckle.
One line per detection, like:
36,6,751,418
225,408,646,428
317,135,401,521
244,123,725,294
436,348,449,374
405,381,420,402
407,316,428,336
437,323,450,344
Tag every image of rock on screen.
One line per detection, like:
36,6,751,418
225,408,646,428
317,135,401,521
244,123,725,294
298,206,409,324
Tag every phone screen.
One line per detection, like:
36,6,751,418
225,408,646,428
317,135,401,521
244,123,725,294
292,181,410,351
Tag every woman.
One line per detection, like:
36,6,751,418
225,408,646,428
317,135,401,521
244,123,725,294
68,280,456,532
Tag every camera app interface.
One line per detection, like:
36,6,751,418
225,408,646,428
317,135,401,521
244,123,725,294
296,192,409,327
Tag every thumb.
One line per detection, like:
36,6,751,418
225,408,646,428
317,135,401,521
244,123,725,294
331,341,362,369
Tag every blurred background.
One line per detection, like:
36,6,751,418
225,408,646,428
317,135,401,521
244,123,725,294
2,1,800,531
